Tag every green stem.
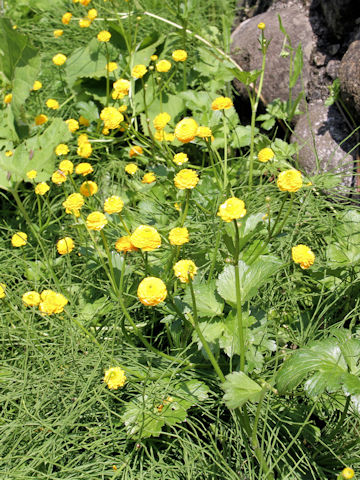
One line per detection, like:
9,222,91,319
180,189,190,227
271,193,294,239
118,213,131,235
207,226,222,283
105,43,110,107
234,219,245,371
100,230,117,292
223,111,228,190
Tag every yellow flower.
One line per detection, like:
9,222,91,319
22,291,41,307
57,237,75,255
87,8,97,20
125,163,138,175
5,151,13,157
80,0,91,5
80,180,98,197
26,170,37,180
66,119,79,133
217,197,246,222
79,115,90,126
174,169,199,189
97,30,111,42
100,106,123,129
52,53,67,66
174,118,198,143
174,202,181,211
75,162,93,176
11,232,27,247
35,114,48,125
291,244,315,270
131,64,148,79
62,193,85,216
62,12,72,25
86,211,108,231
168,227,189,246
137,277,167,306
156,60,172,72
0,283,6,299
173,259,197,283
115,236,138,253
35,182,50,195
52,170,67,185
129,145,143,157
118,105,127,112
39,290,68,315
142,172,156,184
4,93,12,104
341,468,355,479
46,98,59,110
104,367,126,389
258,22,266,30
277,170,303,193
211,96,233,110
55,144,69,156
59,160,74,175
154,131,175,142
150,55,158,61
131,225,161,251
78,133,89,145
153,112,171,130
258,147,274,163
113,78,130,94
77,142,92,158
54,29,64,37
104,195,124,214
197,126,213,139
79,18,92,28
172,50,187,62
173,152,188,166
106,62,118,72
32,80,42,91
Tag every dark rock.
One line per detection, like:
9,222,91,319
318,0,360,40
231,6,315,105
291,102,356,190
339,39,360,120
326,59,340,80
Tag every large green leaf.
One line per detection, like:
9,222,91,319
223,371,262,409
216,255,282,307
65,38,107,88
183,281,223,318
0,18,28,81
326,210,360,267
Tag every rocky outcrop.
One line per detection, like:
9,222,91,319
339,39,360,120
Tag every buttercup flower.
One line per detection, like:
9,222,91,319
104,195,124,214
11,232,27,247
59,160,74,175
4,93,12,104
80,0,91,5
172,50,187,62
79,115,90,126
277,170,303,193
77,142,92,158
26,170,37,180
173,153,189,166
217,197,246,222
97,30,111,42
66,119,79,133
150,55,158,61
5,151,13,157
22,291,41,307
79,18,91,28
104,367,126,389
341,468,355,479
32,81,42,91
211,96,233,110
54,29,64,37
107,62,118,72
125,163,138,175
154,131,175,142
131,64,147,79
115,236,138,253
52,53,67,66
63,193,84,216
173,259,197,283
197,126,213,139
35,182,50,195
39,290,68,315
153,112,171,130
174,169,199,189
52,170,67,185
87,8,97,20
174,118,198,143
55,144,69,156
258,147,274,163
291,244,315,270
46,98,59,110
258,22,266,30
137,277,167,306
75,162,93,176
129,145,143,157
62,12,72,24
0,283,6,299
169,227,189,246
80,180,98,197
86,211,108,231
100,107,123,130
57,237,75,255
131,225,161,251
35,114,48,125
142,172,156,184
113,78,130,95
156,60,172,72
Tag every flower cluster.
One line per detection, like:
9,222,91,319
22,289,68,315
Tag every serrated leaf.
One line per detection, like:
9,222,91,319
223,371,262,409
65,38,107,88
183,281,223,318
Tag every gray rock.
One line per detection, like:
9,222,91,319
231,6,315,105
291,102,355,190
339,39,360,120
318,0,360,40
326,60,340,80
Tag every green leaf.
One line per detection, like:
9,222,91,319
0,18,28,81
65,38,107,88
223,371,262,409
76,101,99,123
183,281,223,318
231,125,259,148
289,44,303,88
229,68,262,86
